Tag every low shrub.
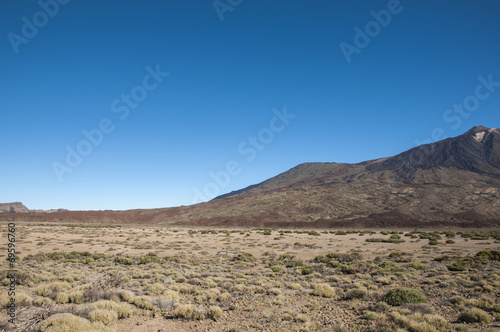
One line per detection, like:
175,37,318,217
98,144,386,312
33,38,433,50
139,253,160,264
147,283,164,295
114,257,134,265
88,309,117,326
116,303,135,318
174,304,205,320
36,282,71,297
55,292,69,304
133,296,154,310
449,296,465,306
409,263,427,270
311,283,335,298
382,287,427,306
345,288,367,300
269,265,283,273
208,306,223,320
458,308,491,324
37,313,111,332
232,253,256,262
33,296,53,306
288,283,302,290
118,290,135,303
269,288,282,296
68,291,84,304
326,252,362,263
162,290,180,301
476,250,500,261
389,252,402,258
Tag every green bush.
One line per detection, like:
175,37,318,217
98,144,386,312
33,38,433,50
388,252,402,258
446,259,469,271
366,237,405,243
277,254,304,267
232,253,256,262
444,231,456,238
325,252,362,263
433,255,450,262
379,261,396,269
458,308,491,324
114,257,134,265
409,263,427,270
346,288,367,300
313,255,330,264
475,250,500,261
300,265,314,275
139,253,160,264
337,264,358,274
449,296,465,305
269,265,283,273
382,287,427,306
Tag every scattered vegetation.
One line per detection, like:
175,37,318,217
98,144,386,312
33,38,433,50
1,226,498,331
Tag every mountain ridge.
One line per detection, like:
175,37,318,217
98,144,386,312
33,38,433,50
215,126,500,200
3,126,500,228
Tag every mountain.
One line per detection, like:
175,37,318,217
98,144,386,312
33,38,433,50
0,202,29,213
366,126,500,181
3,126,500,227
216,126,500,199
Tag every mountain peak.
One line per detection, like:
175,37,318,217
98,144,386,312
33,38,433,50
466,126,499,143
468,125,491,133
365,125,500,181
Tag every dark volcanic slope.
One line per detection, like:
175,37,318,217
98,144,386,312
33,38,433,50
367,126,500,182
4,126,500,227
214,126,500,199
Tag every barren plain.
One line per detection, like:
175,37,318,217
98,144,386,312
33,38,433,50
0,223,499,331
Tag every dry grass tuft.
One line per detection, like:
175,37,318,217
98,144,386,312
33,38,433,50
37,313,112,332
310,283,335,298
88,309,118,326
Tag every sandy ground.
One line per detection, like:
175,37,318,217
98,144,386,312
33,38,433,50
1,222,496,262
1,222,500,331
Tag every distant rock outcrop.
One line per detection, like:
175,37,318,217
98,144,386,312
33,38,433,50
0,202,29,213
30,208,69,213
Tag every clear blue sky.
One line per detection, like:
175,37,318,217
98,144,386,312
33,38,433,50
1,0,499,210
